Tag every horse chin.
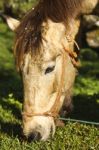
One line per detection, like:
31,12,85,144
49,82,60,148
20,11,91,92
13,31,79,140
23,116,55,141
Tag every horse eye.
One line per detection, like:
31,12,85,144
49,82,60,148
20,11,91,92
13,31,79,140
45,66,55,74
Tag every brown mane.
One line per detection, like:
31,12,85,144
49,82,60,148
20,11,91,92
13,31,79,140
14,0,82,70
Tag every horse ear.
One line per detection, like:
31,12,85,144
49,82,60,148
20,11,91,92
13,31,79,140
4,15,20,31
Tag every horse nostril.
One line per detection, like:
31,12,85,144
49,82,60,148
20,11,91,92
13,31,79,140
28,131,41,142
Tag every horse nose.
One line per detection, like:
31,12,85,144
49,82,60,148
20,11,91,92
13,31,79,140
28,131,41,142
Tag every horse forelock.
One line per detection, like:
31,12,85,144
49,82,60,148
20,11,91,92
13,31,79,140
14,0,82,70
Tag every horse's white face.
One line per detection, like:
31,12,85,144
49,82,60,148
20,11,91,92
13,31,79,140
22,48,76,141
21,20,76,141
22,51,63,140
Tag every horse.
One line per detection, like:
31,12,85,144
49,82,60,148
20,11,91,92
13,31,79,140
4,0,98,141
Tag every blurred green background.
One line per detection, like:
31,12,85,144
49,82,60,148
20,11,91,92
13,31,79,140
0,0,37,17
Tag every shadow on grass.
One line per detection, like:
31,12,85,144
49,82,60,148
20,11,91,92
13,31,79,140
0,67,23,101
70,94,99,122
79,62,99,78
0,119,22,138
0,97,22,120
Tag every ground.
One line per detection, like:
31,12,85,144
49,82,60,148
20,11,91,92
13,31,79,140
0,21,99,150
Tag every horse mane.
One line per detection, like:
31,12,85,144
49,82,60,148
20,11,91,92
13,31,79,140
14,0,82,70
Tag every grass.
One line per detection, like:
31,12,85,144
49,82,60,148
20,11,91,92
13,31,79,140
0,21,99,150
